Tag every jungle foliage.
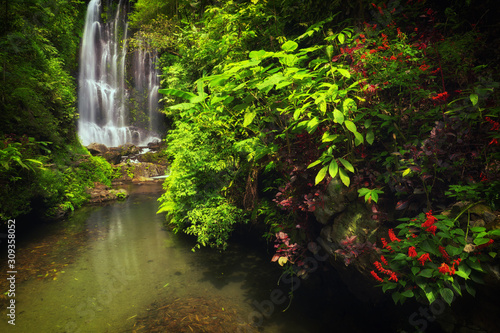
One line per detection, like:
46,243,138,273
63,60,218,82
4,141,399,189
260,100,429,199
0,0,113,221
148,0,499,252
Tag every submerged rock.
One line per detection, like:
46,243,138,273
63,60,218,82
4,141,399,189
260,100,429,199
87,183,129,203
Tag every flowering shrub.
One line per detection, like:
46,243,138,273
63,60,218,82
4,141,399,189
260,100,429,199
271,231,303,266
371,208,499,305
335,235,378,266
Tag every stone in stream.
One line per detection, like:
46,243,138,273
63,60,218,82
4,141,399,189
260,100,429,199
87,142,109,155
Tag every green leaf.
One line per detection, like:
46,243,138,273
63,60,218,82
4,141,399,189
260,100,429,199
425,290,436,304
489,252,497,258
401,290,414,298
394,253,407,261
326,45,333,59
344,120,357,133
468,260,484,272
470,226,486,232
470,93,478,106
364,119,372,129
419,269,433,278
158,88,196,100
243,111,256,127
366,130,374,145
249,50,267,59
307,160,322,169
439,288,454,306
333,108,344,124
490,229,500,236
358,188,370,196
354,132,364,146
411,266,420,275
392,291,402,305
157,201,176,214
445,245,462,257
337,68,351,78
382,282,397,293
282,40,298,52
337,33,345,44
315,166,328,185
329,160,339,178
465,283,476,297
307,117,320,133
339,168,350,187
473,237,490,245
342,98,356,113
338,158,354,173
402,168,411,177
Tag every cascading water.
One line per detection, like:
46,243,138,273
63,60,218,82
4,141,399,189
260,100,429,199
132,40,160,142
78,0,161,147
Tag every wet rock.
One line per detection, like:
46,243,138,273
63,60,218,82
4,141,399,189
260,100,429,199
102,150,122,164
87,183,117,203
113,162,168,182
118,143,140,156
320,202,378,245
314,178,348,224
87,143,108,155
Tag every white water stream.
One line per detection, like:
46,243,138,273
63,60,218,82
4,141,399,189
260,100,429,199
78,0,160,147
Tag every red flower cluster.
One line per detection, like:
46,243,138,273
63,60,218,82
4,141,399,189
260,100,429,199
381,237,393,252
421,210,438,235
432,91,449,101
371,270,384,282
388,229,401,242
438,246,450,262
418,253,431,266
419,63,429,71
408,246,417,258
439,258,462,276
381,255,389,265
374,261,398,282
485,117,500,131
438,262,454,275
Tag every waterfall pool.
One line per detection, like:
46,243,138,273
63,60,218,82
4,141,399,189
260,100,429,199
0,184,335,333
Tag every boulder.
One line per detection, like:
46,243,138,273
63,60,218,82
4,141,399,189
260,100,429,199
314,178,353,224
87,183,128,203
320,202,379,245
102,150,122,164
118,143,140,156
87,143,108,155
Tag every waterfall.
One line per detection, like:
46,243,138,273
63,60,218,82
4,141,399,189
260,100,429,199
132,40,160,141
78,0,161,147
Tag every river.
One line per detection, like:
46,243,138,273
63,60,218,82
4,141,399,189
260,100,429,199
0,183,333,333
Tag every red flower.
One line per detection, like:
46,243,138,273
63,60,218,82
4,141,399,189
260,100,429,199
426,225,437,235
439,246,450,262
388,229,401,242
371,270,384,282
408,246,417,258
389,272,398,282
421,210,437,228
438,262,452,275
489,138,499,145
419,64,429,71
431,91,449,101
381,255,389,265
418,253,431,266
